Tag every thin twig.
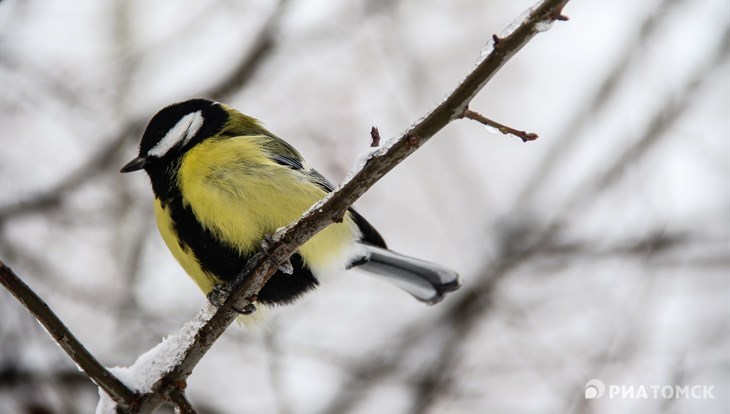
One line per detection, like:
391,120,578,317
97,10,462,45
461,108,538,142
168,388,199,414
0,260,138,411
370,126,382,147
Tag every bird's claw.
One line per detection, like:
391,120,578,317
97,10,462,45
238,302,257,314
260,234,293,275
260,234,274,250
207,284,230,308
277,259,293,275
207,284,258,315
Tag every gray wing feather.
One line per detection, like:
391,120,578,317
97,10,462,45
267,143,386,247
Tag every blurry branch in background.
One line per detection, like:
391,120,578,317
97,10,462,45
0,261,139,412
320,229,693,414
0,0,571,412
265,330,293,414
210,0,291,100
514,0,687,207
562,25,730,214
0,53,90,111
408,258,532,414
0,0,292,226
0,366,98,414
318,229,693,414
112,0,136,111
0,116,146,225
317,235,531,414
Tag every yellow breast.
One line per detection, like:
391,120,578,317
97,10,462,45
169,135,359,286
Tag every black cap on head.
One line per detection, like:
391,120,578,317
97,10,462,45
136,99,228,161
120,99,230,200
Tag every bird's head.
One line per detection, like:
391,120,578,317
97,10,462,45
120,98,229,174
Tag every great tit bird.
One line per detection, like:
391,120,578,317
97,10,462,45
121,99,460,310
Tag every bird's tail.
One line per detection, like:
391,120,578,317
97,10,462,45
349,244,461,305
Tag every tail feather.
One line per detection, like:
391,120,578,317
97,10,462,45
350,244,461,305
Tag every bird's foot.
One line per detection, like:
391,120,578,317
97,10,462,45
207,284,258,314
260,234,293,275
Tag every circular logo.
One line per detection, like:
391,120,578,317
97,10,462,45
585,379,605,399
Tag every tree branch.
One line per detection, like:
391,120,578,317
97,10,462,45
460,108,539,142
0,260,139,411
168,388,199,414
136,0,571,410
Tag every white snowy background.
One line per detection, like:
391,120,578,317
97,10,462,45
0,0,728,413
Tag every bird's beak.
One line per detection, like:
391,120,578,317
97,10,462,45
120,156,147,173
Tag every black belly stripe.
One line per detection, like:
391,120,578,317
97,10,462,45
164,195,319,305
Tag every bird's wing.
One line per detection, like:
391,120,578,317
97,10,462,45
265,136,387,248
262,133,335,191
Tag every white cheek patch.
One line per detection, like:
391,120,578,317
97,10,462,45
148,111,205,157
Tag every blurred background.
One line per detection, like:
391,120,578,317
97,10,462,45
0,0,728,413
